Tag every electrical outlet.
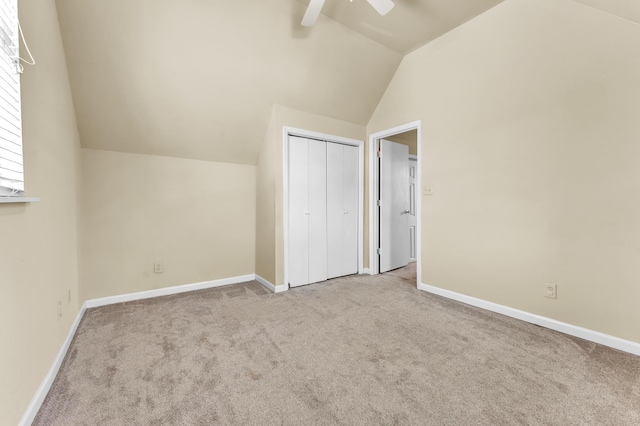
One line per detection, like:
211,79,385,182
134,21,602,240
544,283,557,299
57,301,62,320
423,185,434,195
154,262,163,274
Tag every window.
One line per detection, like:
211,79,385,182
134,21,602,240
0,0,23,197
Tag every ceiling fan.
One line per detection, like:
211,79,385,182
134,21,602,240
301,0,395,27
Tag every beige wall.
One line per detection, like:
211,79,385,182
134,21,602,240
368,0,640,343
8,0,640,421
255,107,277,283
254,105,366,286
385,129,418,156
80,149,256,300
0,1,81,423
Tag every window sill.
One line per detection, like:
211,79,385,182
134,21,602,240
0,197,40,204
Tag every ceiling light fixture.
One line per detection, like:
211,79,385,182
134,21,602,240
301,0,395,27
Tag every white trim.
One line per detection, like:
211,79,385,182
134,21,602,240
368,121,422,287
255,274,288,293
285,127,363,147
0,197,40,204
283,127,289,288
19,302,88,426
283,127,365,288
358,140,364,275
361,268,371,275
418,283,640,356
85,274,256,308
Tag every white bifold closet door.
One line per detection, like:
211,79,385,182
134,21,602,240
327,143,359,279
289,137,328,287
289,136,359,287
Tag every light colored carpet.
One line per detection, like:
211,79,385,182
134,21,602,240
34,267,640,425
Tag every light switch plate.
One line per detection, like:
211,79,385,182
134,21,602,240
545,283,557,299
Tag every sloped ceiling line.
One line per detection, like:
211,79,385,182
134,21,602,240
55,0,504,165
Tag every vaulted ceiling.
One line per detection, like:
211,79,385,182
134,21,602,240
55,0,508,165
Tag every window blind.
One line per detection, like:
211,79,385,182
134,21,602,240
0,0,23,197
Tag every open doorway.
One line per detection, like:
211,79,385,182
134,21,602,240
369,121,422,288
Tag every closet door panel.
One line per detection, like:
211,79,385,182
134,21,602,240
288,137,310,287
326,143,343,279
342,144,359,276
307,139,328,284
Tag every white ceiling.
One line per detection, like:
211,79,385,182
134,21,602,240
55,0,507,165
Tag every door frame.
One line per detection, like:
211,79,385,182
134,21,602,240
283,127,365,288
408,154,418,262
368,121,422,287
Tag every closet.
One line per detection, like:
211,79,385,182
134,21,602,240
288,136,359,287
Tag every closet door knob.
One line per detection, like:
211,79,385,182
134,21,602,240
304,212,310,216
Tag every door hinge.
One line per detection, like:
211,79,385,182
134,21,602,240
377,200,381,207
377,150,382,158
377,248,382,255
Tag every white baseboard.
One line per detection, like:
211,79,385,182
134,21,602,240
255,274,288,293
419,283,640,357
19,301,88,426
361,268,371,275
85,274,256,308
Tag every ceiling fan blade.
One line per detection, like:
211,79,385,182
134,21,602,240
366,0,395,16
301,0,326,27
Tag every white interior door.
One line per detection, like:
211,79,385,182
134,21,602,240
408,156,417,262
327,143,358,279
379,139,410,273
